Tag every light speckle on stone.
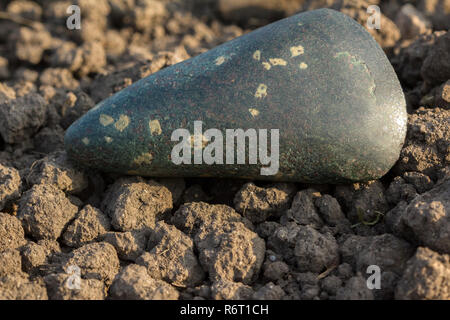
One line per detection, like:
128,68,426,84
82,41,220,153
299,62,308,69
262,62,271,70
133,152,153,165
149,119,162,136
255,84,268,99
82,137,89,145
248,108,260,117
253,50,261,61
115,115,130,132
99,114,114,126
105,136,113,143
215,56,226,65
290,45,304,57
190,134,209,148
269,58,287,66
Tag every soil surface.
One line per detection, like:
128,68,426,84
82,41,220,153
0,0,449,300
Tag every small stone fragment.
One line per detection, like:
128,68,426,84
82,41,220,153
395,247,450,300
433,80,450,109
9,27,52,65
395,107,449,180
405,173,434,194
110,264,179,300
44,273,106,300
399,176,450,253
87,60,156,103
60,92,95,130
62,242,120,285
33,126,65,154
234,182,295,223
395,4,431,40
26,151,88,194
21,240,61,274
294,225,339,273
62,205,111,247
392,31,444,88
39,68,79,90
50,41,84,72
102,231,146,262
0,213,26,251
337,263,354,280
339,233,414,275
347,180,389,223
0,93,46,144
385,176,418,205
421,32,450,87
0,249,22,276
136,221,204,287
300,284,320,300
102,177,172,232
263,260,289,281
256,221,281,239
104,30,127,57
172,202,243,237
77,42,107,77
0,273,48,300
314,193,351,232
267,222,301,266
286,189,324,228
195,221,265,284
18,184,79,240
321,275,343,296
0,82,15,101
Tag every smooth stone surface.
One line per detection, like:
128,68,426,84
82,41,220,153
65,9,407,183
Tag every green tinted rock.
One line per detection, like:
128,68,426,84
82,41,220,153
64,9,407,183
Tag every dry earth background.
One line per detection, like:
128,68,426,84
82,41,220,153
0,0,449,300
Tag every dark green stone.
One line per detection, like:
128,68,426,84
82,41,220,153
64,9,407,183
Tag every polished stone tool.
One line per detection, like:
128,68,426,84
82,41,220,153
64,8,407,183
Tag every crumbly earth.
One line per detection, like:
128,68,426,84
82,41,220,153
0,0,449,300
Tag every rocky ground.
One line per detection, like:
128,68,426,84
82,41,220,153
0,0,449,300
